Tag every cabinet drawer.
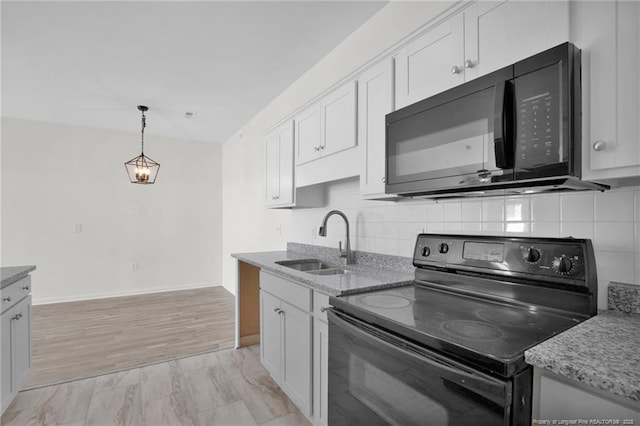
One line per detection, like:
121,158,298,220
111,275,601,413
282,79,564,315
260,271,311,312
1,276,31,314
313,291,331,322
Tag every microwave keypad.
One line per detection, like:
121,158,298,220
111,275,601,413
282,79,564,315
518,92,559,166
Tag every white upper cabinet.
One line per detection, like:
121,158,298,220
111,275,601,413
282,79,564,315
464,1,569,81
295,104,321,166
358,58,395,198
395,13,464,108
295,80,357,167
395,0,569,109
573,1,640,179
264,120,294,207
320,80,358,158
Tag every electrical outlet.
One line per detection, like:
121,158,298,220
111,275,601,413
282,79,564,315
130,262,139,271
276,224,282,236
312,226,317,239
72,224,82,233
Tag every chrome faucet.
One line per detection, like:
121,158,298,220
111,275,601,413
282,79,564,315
318,210,355,265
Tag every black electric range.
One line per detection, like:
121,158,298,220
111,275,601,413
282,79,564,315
328,234,598,425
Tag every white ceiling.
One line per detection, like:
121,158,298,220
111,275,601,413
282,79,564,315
1,1,386,143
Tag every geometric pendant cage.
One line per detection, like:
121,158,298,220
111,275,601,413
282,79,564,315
124,105,160,184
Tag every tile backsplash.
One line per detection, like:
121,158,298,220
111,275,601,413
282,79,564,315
291,177,640,309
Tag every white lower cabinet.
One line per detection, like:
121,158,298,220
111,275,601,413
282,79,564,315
1,275,32,414
259,272,313,417
312,318,328,426
534,368,640,423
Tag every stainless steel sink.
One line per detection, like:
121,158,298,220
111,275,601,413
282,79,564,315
275,259,348,276
275,259,334,272
306,268,347,276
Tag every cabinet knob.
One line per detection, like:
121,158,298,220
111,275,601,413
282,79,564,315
320,306,330,313
464,59,475,69
13,313,23,321
23,286,29,291
450,65,461,75
593,140,607,152
2,297,11,302
314,146,320,152
278,309,284,315
381,177,386,183
319,145,325,150
274,307,280,313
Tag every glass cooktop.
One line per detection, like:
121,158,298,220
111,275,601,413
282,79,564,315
331,283,581,376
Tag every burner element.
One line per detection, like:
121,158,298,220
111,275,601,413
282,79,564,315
358,294,411,309
441,320,503,341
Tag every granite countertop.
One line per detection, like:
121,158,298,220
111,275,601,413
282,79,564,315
525,309,640,405
1,265,36,289
232,243,414,296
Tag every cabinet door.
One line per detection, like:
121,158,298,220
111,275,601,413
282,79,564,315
312,319,328,426
320,80,357,157
260,290,282,380
1,309,13,412
574,1,640,174
12,297,31,390
464,1,569,81
295,104,321,165
276,121,294,205
264,130,280,206
281,301,312,416
359,58,395,197
395,13,464,108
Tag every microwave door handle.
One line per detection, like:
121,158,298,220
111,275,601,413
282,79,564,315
493,81,514,169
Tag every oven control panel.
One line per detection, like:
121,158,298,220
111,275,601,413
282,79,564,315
413,233,594,282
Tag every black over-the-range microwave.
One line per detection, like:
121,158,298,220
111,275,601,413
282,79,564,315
385,42,609,198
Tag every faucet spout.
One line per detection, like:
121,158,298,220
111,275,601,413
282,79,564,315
318,210,355,265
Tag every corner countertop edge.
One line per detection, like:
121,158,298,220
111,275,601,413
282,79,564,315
1,265,37,289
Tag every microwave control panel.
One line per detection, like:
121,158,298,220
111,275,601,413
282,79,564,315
514,63,562,168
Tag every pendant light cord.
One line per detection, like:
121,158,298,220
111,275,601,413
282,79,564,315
140,110,146,155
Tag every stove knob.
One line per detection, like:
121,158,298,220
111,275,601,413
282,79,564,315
552,255,573,274
438,242,449,254
421,246,431,257
523,247,541,263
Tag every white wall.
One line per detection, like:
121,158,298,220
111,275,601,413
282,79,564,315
292,177,640,310
1,118,223,304
221,1,455,293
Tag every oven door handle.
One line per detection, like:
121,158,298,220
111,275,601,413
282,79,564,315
328,309,512,408
493,80,514,170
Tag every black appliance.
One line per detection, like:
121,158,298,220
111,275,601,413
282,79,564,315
328,234,598,425
385,42,609,198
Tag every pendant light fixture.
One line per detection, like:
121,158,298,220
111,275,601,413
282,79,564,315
124,105,160,184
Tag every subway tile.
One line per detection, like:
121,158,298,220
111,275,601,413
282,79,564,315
411,202,427,223
461,200,482,222
560,222,594,240
594,222,634,252
560,192,594,222
397,205,413,223
595,251,635,310
595,189,634,222
442,202,462,222
442,222,462,233
530,222,560,238
505,222,530,236
460,222,482,234
398,223,424,240
505,196,530,222
399,239,416,258
384,205,399,223
426,202,444,222
426,222,444,233
530,194,560,222
482,222,504,235
482,198,504,222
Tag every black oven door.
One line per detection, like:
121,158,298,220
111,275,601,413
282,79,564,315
328,309,513,426
385,66,515,196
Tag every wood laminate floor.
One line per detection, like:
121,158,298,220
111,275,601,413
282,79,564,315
27,287,235,389
2,345,312,426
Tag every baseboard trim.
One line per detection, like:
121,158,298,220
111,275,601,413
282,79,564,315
32,282,222,305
